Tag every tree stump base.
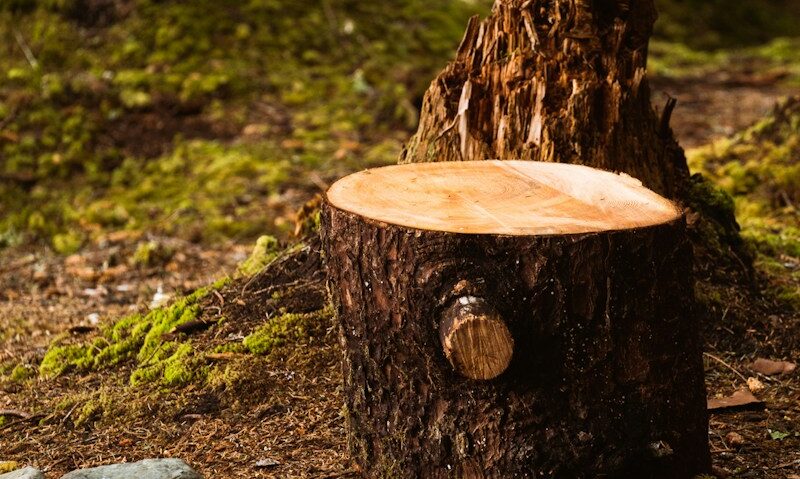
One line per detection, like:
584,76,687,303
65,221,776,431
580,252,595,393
322,161,709,478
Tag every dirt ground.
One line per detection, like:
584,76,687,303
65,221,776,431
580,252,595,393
1,73,798,478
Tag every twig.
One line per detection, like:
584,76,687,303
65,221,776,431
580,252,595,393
213,289,225,306
61,402,80,424
704,352,748,383
0,409,31,419
13,28,38,69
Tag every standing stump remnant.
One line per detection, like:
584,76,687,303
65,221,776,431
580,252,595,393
322,161,709,478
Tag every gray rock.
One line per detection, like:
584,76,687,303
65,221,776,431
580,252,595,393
60,459,201,479
0,467,45,479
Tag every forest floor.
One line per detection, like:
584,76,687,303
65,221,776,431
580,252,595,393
1,2,800,477
0,68,798,478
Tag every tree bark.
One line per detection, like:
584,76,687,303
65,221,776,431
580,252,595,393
400,0,688,199
322,201,709,478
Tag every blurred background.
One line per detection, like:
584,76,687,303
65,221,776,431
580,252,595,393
0,0,798,252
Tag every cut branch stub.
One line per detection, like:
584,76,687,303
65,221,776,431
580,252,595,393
440,296,513,380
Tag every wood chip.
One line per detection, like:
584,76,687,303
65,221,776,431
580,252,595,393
751,357,796,376
707,388,764,412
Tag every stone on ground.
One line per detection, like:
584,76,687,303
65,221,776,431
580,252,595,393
60,459,201,479
0,467,45,479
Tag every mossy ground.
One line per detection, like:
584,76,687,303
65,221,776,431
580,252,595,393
2,1,799,253
0,0,493,251
689,97,800,308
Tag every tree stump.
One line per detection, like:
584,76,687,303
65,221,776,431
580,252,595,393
322,161,709,478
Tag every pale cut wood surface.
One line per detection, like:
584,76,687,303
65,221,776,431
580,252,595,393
327,161,682,236
440,296,514,381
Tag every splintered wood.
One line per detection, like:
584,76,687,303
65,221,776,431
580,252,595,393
401,0,688,199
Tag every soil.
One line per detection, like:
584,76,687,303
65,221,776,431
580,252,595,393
1,72,798,478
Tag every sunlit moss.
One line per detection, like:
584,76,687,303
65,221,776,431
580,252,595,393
0,0,492,249
237,235,281,276
39,277,230,385
242,305,333,356
688,97,800,307
9,363,36,382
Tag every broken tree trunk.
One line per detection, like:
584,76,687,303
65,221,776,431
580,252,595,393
401,0,688,199
322,161,710,478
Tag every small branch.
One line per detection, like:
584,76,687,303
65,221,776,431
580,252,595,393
0,409,31,419
703,352,748,383
13,28,39,69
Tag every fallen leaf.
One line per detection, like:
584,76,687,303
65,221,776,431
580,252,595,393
255,458,280,468
752,358,796,376
746,376,764,392
99,264,128,281
103,230,143,243
0,462,20,474
769,429,790,440
725,431,745,447
68,325,96,334
707,388,764,412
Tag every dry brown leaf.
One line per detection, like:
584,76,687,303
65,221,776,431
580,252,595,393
68,266,99,282
746,376,764,392
752,357,796,376
707,388,764,412
725,431,745,447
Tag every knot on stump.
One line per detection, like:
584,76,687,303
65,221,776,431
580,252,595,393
439,296,514,380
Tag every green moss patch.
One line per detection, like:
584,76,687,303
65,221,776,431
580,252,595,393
243,305,333,356
689,97,800,306
40,278,229,385
0,0,492,250
237,235,282,276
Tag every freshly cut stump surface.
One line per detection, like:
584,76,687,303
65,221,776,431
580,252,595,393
322,161,710,478
326,160,681,235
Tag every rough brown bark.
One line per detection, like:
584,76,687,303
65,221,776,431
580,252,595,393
400,0,688,198
322,203,710,478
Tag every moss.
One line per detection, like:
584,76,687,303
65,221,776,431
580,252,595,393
243,305,333,356
8,363,36,382
131,240,173,267
130,341,204,387
689,97,800,306
39,343,93,377
52,230,84,255
206,361,246,391
39,277,230,385
237,235,281,276
0,0,492,250
649,36,800,82
73,391,115,427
